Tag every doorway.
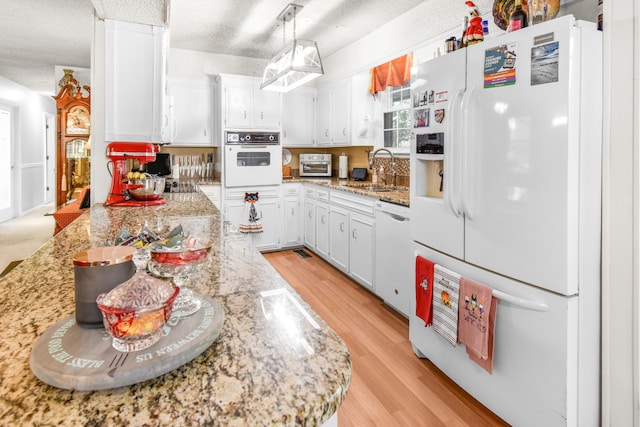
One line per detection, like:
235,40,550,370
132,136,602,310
44,113,55,205
0,104,14,223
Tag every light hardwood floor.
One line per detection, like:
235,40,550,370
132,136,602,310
264,249,510,427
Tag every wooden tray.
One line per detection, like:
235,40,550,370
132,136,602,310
30,292,224,391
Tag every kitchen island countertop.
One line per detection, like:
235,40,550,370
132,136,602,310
0,192,351,426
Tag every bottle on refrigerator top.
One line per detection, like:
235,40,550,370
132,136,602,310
530,0,544,25
507,0,529,32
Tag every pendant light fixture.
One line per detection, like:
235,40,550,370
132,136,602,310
260,3,324,92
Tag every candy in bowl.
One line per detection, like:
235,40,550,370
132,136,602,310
96,272,179,352
147,235,212,318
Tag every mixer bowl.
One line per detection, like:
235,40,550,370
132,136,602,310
129,175,165,201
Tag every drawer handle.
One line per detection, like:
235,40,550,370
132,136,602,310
321,215,326,224
352,229,357,239
340,223,344,232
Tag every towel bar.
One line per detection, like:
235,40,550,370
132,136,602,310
491,289,549,312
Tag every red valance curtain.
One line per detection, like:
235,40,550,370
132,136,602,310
369,52,413,97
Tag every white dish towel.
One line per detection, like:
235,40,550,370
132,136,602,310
432,264,462,347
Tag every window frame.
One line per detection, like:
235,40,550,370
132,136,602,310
381,82,412,154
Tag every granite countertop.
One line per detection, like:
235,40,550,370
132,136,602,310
0,192,351,426
283,178,410,207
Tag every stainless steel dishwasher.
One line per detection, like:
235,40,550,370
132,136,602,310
375,201,411,317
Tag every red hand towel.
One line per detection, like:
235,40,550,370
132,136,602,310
458,276,493,359
415,256,434,326
467,296,498,374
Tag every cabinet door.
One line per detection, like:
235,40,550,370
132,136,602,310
350,72,376,147
316,202,330,259
104,20,166,142
304,199,316,249
317,87,332,145
168,77,213,146
282,88,315,146
332,79,351,145
224,193,279,251
350,214,375,290
253,88,281,129
225,83,252,128
252,198,279,251
282,196,302,248
200,185,221,209
329,205,349,272
224,199,246,233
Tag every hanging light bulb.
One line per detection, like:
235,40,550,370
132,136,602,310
260,3,324,92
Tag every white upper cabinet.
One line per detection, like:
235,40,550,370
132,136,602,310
350,72,377,147
221,75,281,130
282,87,315,147
166,75,215,146
104,20,167,142
316,72,375,146
317,79,350,145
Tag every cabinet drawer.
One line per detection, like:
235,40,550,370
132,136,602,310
304,187,316,198
225,187,280,200
316,189,330,202
283,184,301,196
330,190,375,217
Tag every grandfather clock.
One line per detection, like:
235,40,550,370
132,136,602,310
53,70,91,206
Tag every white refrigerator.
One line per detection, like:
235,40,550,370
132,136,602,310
409,15,602,427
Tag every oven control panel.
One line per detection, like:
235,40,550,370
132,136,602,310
226,131,280,144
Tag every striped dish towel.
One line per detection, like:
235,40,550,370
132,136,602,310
432,264,461,347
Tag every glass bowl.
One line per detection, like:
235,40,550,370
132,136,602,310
96,272,179,352
129,175,165,201
147,245,212,277
147,237,211,318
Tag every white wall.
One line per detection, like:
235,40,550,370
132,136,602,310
600,0,638,424
0,76,56,216
168,49,265,78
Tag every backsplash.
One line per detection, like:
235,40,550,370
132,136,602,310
157,145,410,187
286,146,410,187
371,157,410,187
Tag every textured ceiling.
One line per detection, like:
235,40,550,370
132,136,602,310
0,0,485,96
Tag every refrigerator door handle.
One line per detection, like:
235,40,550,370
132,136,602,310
460,85,477,220
445,88,465,217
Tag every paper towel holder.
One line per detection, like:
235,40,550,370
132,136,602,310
339,152,349,180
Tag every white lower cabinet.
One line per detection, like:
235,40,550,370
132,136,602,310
200,184,221,209
224,186,280,251
349,213,375,290
302,184,414,305
281,183,302,248
327,189,376,289
304,198,316,248
315,202,330,259
303,185,330,259
329,205,349,272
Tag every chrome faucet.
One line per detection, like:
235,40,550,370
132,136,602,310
369,148,396,187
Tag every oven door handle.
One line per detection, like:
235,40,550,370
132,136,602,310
239,145,268,149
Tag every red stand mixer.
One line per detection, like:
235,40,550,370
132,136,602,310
105,142,166,207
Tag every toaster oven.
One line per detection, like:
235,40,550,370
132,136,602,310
299,153,332,177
